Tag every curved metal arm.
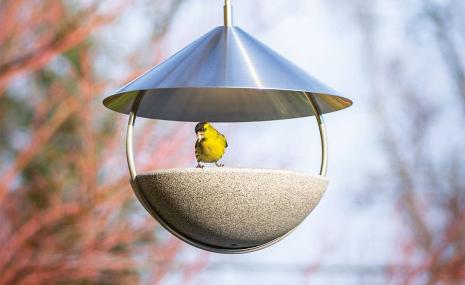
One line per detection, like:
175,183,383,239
126,94,143,180
307,93,328,176
127,93,328,182
124,92,328,254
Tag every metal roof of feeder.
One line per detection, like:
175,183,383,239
102,1,352,122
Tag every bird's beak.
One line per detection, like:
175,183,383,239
197,132,204,140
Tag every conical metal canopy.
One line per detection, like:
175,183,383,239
103,19,351,122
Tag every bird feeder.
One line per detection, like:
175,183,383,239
103,0,352,254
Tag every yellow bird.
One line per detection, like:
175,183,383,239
195,122,228,168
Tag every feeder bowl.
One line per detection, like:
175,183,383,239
103,0,352,253
135,168,328,252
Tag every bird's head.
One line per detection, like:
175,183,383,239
195,122,212,140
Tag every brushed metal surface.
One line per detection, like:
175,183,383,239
103,26,352,122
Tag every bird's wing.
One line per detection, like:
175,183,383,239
221,134,228,148
195,139,203,151
195,139,202,158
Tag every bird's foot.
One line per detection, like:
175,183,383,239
196,163,204,169
215,162,224,167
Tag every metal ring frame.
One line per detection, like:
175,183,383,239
125,92,328,254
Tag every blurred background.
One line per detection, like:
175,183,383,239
1,0,464,284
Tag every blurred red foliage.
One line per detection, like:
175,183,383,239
0,0,207,284
351,0,465,283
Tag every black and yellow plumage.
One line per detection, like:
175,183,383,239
195,122,228,168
